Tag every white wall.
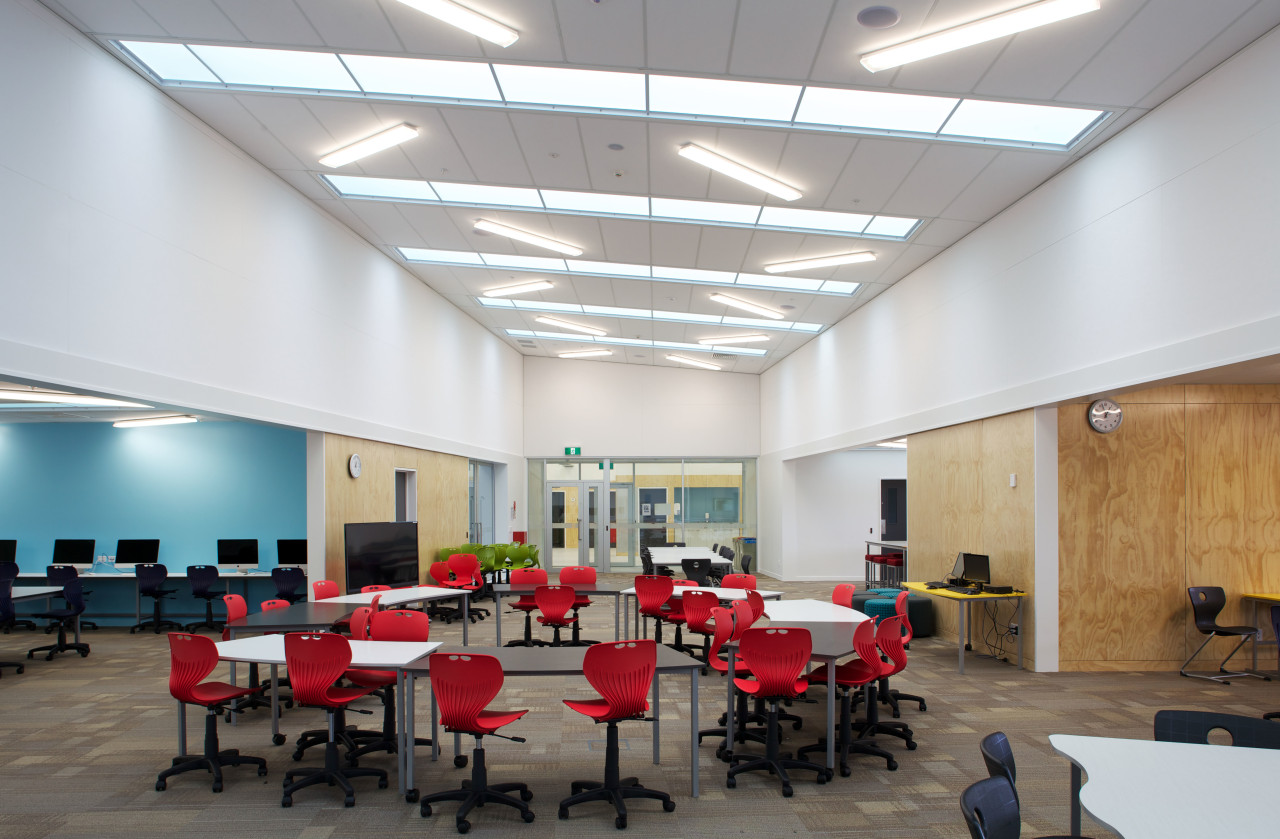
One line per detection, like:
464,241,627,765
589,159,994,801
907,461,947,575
524,357,759,457
0,2,524,470
789,449,907,581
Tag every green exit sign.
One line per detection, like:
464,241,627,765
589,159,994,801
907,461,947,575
564,446,581,456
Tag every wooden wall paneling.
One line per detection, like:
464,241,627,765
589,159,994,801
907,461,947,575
415,447,469,573
1107,385,1186,404
978,411,1036,668
1185,385,1280,404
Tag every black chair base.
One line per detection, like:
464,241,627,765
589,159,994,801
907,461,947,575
420,740,534,833
800,684,903,774
568,609,599,647
1,660,24,676
292,707,378,761
1179,632,1267,683
283,717,388,807
131,590,182,634
559,720,673,828
727,700,828,796
185,594,225,633
345,686,433,762
504,610,549,647
3,618,37,633
701,687,767,760
157,707,267,792
227,663,278,719
27,624,89,661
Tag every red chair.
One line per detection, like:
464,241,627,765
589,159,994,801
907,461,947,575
345,609,434,762
445,554,489,621
419,652,535,831
857,616,917,749
832,583,857,609
290,602,379,761
534,584,577,646
559,566,600,646
505,567,549,647
313,580,339,600
745,589,766,622
156,632,267,792
634,575,689,653
360,584,390,593
281,633,388,807
881,591,927,716
726,627,828,796
680,589,720,666
558,640,675,828
260,598,291,612
720,573,757,590
427,561,464,624
698,600,770,757
220,594,272,716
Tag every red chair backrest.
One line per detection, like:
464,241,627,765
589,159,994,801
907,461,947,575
560,565,596,585
671,579,698,587
720,573,757,590
634,575,674,617
893,591,913,642
745,589,765,621
313,580,339,600
167,632,219,704
511,567,548,608
534,584,576,625
737,627,812,698
361,584,391,593
428,561,453,586
261,599,290,611
581,639,656,720
877,615,908,678
430,652,505,732
832,583,857,608
706,607,735,674
447,554,481,584
369,608,430,642
349,606,374,640
284,632,353,707
221,594,247,641
729,599,756,641
681,589,719,633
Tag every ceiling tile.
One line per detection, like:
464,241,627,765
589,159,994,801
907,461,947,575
579,118,651,193
135,0,243,40
941,148,1066,223
728,0,834,80
881,144,998,218
827,138,926,213
166,91,310,171
296,0,405,51
439,110,533,184
645,0,736,74
507,112,592,189
44,0,167,35
213,0,321,43
554,0,644,67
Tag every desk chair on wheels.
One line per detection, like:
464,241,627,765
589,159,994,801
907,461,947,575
270,566,307,605
46,565,96,631
504,567,549,647
533,584,577,647
681,557,712,587
558,565,600,646
0,563,35,632
131,563,182,634
184,565,225,633
220,595,276,722
27,579,90,661
0,581,27,676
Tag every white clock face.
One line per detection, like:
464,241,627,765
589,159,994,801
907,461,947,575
1088,399,1122,433
348,453,362,478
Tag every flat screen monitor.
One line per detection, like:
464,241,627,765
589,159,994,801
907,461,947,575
52,539,94,567
0,539,14,564
961,552,991,586
344,522,418,594
277,539,306,566
115,538,159,567
217,539,259,572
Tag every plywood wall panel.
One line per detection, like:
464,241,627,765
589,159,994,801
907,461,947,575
1186,385,1280,404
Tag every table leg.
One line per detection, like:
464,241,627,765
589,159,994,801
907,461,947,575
494,591,503,646
724,651,736,760
826,658,835,771
462,594,469,645
396,671,406,797
431,690,439,761
269,664,280,744
958,601,967,674
690,669,700,798
652,671,661,765
177,699,187,756
1070,762,1082,836
1016,598,1024,670
614,593,620,641
1252,599,1260,669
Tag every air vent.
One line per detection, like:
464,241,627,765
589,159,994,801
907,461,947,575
516,340,536,347
711,353,735,361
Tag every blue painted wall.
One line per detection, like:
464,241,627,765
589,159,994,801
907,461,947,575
0,420,305,573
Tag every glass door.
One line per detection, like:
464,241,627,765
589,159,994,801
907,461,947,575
545,480,608,570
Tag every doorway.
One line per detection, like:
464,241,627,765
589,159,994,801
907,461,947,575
881,479,906,541
544,480,609,570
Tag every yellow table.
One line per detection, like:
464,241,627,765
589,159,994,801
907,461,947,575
1242,593,1280,669
903,582,1026,674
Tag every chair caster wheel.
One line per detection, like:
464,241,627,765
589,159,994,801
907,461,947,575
421,804,433,817
520,788,533,801
919,702,927,711
273,733,286,746
726,777,736,788
558,808,568,820
906,741,917,751
258,767,268,776
344,795,355,807
792,721,803,730
406,790,419,803
816,772,826,785
522,811,535,823
281,796,292,807
155,780,166,791
453,755,468,768
782,785,793,797
15,666,22,674
840,765,851,778
615,815,627,829
212,782,222,793
663,800,676,812
456,819,471,834
891,710,901,719
79,650,89,657
886,759,898,771
378,777,388,789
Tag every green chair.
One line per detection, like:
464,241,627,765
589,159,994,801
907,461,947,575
438,547,459,565
506,545,531,572
461,543,483,555
525,545,541,568
475,546,498,604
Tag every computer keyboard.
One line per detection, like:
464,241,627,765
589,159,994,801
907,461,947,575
947,585,980,594
925,581,951,589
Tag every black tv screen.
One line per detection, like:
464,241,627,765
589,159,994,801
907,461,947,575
344,522,418,593
116,539,159,565
52,539,94,565
277,539,306,566
0,540,14,564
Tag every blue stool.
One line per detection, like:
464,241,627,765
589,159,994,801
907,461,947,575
863,597,897,624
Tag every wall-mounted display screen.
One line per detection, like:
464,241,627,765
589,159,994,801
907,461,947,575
344,522,418,593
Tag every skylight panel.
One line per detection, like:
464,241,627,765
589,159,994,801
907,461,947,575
532,331,590,341
478,253,567,271
654,310,724,324
863,216,920,237
511,299,582,312
653,341,705,351
118,41,219,83
650,198,762,225
399,247,485,264
583,305,650,317
736,273,824,291
492,64,645,110
795,87,957,133
941,99,1104,145
566,260,652,277
479,297,515,308
652,266,737,285
490,300,820,333
188,45,359,91
430,182,544,207
722,315,795,328
791,322,824,332
648,75,801,122
340,54,502,100
820,280,861,294
540,190,650,216
607,337,656,345
323,174,439,201
757,206,873,234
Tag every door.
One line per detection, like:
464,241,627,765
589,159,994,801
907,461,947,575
881,479,906,541
544,480,609,570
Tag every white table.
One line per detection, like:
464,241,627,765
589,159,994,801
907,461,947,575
647,547,733,568
216,634,439,796
12,585,82,641
621,585,783,638
324,585,463,608
764,599,866,624
1049,733,1280,837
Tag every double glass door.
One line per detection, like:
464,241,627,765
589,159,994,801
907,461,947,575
545,481,611,571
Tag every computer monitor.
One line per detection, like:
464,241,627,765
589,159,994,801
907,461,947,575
0,539,14,564
217,539,259,572
960,553,991,586
344,522,418,593
276,539,306,566
52,539,94,567
115,538,160,568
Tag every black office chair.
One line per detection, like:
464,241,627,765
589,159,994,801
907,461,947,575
960,775,1082,839
0,562,35,632
185,565,225,633
28,579,90,660
740,554,753,576
662,542,686,548
1180,586,1266,683
1154,709,1280,748
46,565,96,631
979,732,1019,807
0,581,27,675
271,566,307,605
131,563,182,634
640,548,672,578
681,557,712,587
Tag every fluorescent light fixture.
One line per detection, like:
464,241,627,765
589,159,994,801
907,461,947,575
0,390,151,408
860,0,1101,73
666,355,721,371
558,349,613,359
319,123,419,168
507,331,767,357
764,251,876,274
709,293,785,320
483,280,554,297
486,298,818,333
473,219,583,256
876,439,908,449
395,0,519,47
534,316,606,336
698,334,768,345
677,144,802,202
112,416,198,428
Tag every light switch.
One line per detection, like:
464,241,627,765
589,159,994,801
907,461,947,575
1009,473,1017,488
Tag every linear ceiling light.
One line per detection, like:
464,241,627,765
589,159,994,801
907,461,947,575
473,219,583,256
666,355,722,371
708,293,785,320
558,349,613,359
698,334,769,345
482,279,554,297
677,143,802,201
876,439,908,449
0,389,151,408
395,0,519,47
112,416,198,428
764,251,877,274
318,123,419,167
534,316,606,336
860,0,1101,73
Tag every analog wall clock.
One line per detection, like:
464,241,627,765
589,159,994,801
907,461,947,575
1087,399,1123,433
348,453,362,478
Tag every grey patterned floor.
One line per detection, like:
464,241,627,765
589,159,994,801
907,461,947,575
1,575,1274,838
